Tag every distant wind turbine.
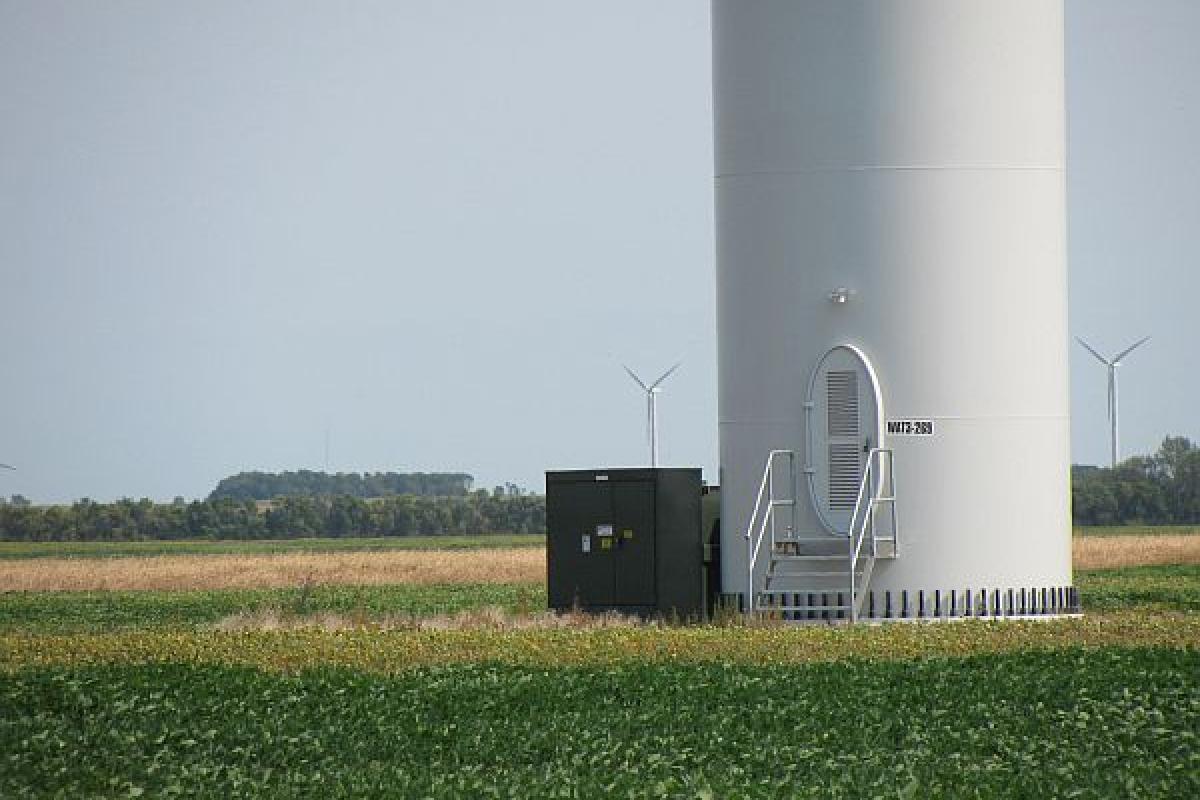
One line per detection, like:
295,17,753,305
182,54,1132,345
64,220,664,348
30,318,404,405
623,362,682,468
1076,336,1150,468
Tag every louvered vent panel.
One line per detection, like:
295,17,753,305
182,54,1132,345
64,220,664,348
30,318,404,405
827,371,859,438
827,370,862,512
829,444,861,510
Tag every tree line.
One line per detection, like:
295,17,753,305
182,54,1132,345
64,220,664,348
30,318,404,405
1072,436,1200,526
208,471,475,501
0,491,545,542
4,439,1198,541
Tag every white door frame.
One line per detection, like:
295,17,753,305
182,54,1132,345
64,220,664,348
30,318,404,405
804,344,885,536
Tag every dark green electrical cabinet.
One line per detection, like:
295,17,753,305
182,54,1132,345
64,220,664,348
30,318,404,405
546,468,718,619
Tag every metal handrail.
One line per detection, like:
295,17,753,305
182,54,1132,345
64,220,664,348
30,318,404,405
847,448,897,621
744,449,796,614
744,447,897,621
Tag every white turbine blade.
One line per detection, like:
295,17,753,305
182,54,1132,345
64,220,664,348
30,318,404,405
622,365,649,392
1113,335,1151,364
1075,337,1110,366
648,361,683,390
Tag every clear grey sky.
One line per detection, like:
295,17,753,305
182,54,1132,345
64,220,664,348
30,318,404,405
1,1,1196,503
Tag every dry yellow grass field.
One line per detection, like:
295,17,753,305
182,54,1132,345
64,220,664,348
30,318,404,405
0,548,545,592
1073,534,1200,570
1,535,1194,592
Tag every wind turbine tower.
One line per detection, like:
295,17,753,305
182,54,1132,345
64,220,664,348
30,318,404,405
1076,336,1150,468
623,363,681,468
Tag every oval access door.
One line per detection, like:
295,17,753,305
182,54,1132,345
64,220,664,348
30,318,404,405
806,345,884,535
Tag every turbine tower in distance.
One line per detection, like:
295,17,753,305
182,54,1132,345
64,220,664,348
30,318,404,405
623,362,682,468
1076,336,1150,468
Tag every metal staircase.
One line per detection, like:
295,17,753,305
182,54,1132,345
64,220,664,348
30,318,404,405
744,448,898,622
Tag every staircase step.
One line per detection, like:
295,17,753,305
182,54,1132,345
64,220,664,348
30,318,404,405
765,583,858,592
768,556,854,563
775,535,849,543
772,544,851,557
767,565,861,574
766,581,859,591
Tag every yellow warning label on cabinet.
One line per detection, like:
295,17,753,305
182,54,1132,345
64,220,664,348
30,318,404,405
622,529,634,539
601,539,613,551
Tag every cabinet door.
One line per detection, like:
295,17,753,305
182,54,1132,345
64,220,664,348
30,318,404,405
548,481,614,607
612,480,656,607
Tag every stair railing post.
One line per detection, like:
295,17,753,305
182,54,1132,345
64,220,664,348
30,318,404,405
745,530,754,615
767,454,776,557
744,449,784,618
786,451,796,539
869,451,878,560
891,449,899,556
849,481,858,624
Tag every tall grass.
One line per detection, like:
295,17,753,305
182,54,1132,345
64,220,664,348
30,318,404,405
0,548,545,592
1074,533,1200,569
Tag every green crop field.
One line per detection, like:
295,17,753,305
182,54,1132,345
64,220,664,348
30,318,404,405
2,650,1196,798
1078,564,1200,612
0,584,547,634
1074,524,1200,538
1,531,1197,797
0,534,545,560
